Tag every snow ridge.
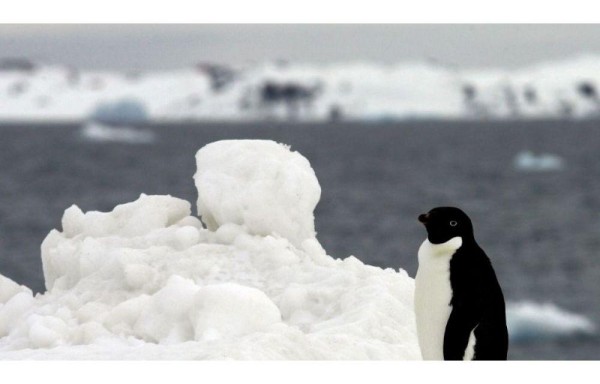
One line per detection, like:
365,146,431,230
3,56,600,122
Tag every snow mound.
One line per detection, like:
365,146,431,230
80,122,156,144
513,151,565,172
506,301,596,343
0,140,418,359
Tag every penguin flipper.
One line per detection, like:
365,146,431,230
443,306,479,360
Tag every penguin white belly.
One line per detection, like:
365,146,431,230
463,327,477,360
414,237,462,360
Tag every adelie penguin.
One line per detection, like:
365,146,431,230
414,207,508,360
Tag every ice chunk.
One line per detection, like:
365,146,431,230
134,276,199,343
513,151,564,172
0,275,34,338
191,283,282,341
0,275,32,305
42,194,192,290
80,122,156,145
28,315,68,348
195,140,321,247
60,194,191,239
0,291,35,338
507,301,596,343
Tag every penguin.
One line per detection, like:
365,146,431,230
414,207,508,360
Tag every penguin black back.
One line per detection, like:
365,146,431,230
417,207,508,360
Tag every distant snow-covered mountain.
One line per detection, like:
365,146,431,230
2,56,600,122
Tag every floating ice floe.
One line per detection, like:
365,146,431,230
506,301,596,343
80,122,156,144
513,151,565,172
0,140,419,359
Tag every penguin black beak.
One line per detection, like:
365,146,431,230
418,213,429,224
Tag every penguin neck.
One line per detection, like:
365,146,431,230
418,236,464,263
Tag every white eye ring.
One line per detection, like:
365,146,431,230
449,221,458,227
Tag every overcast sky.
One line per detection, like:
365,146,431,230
1,24,600,71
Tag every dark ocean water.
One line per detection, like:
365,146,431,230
0,120,599,360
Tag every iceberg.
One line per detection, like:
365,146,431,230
0,140,419,359
89,98,149,126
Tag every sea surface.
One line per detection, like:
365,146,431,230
0,120,599,360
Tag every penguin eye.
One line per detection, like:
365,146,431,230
449,220,458,227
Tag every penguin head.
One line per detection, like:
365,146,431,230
418,206,474,244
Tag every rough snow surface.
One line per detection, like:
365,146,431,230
0,140,419,359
